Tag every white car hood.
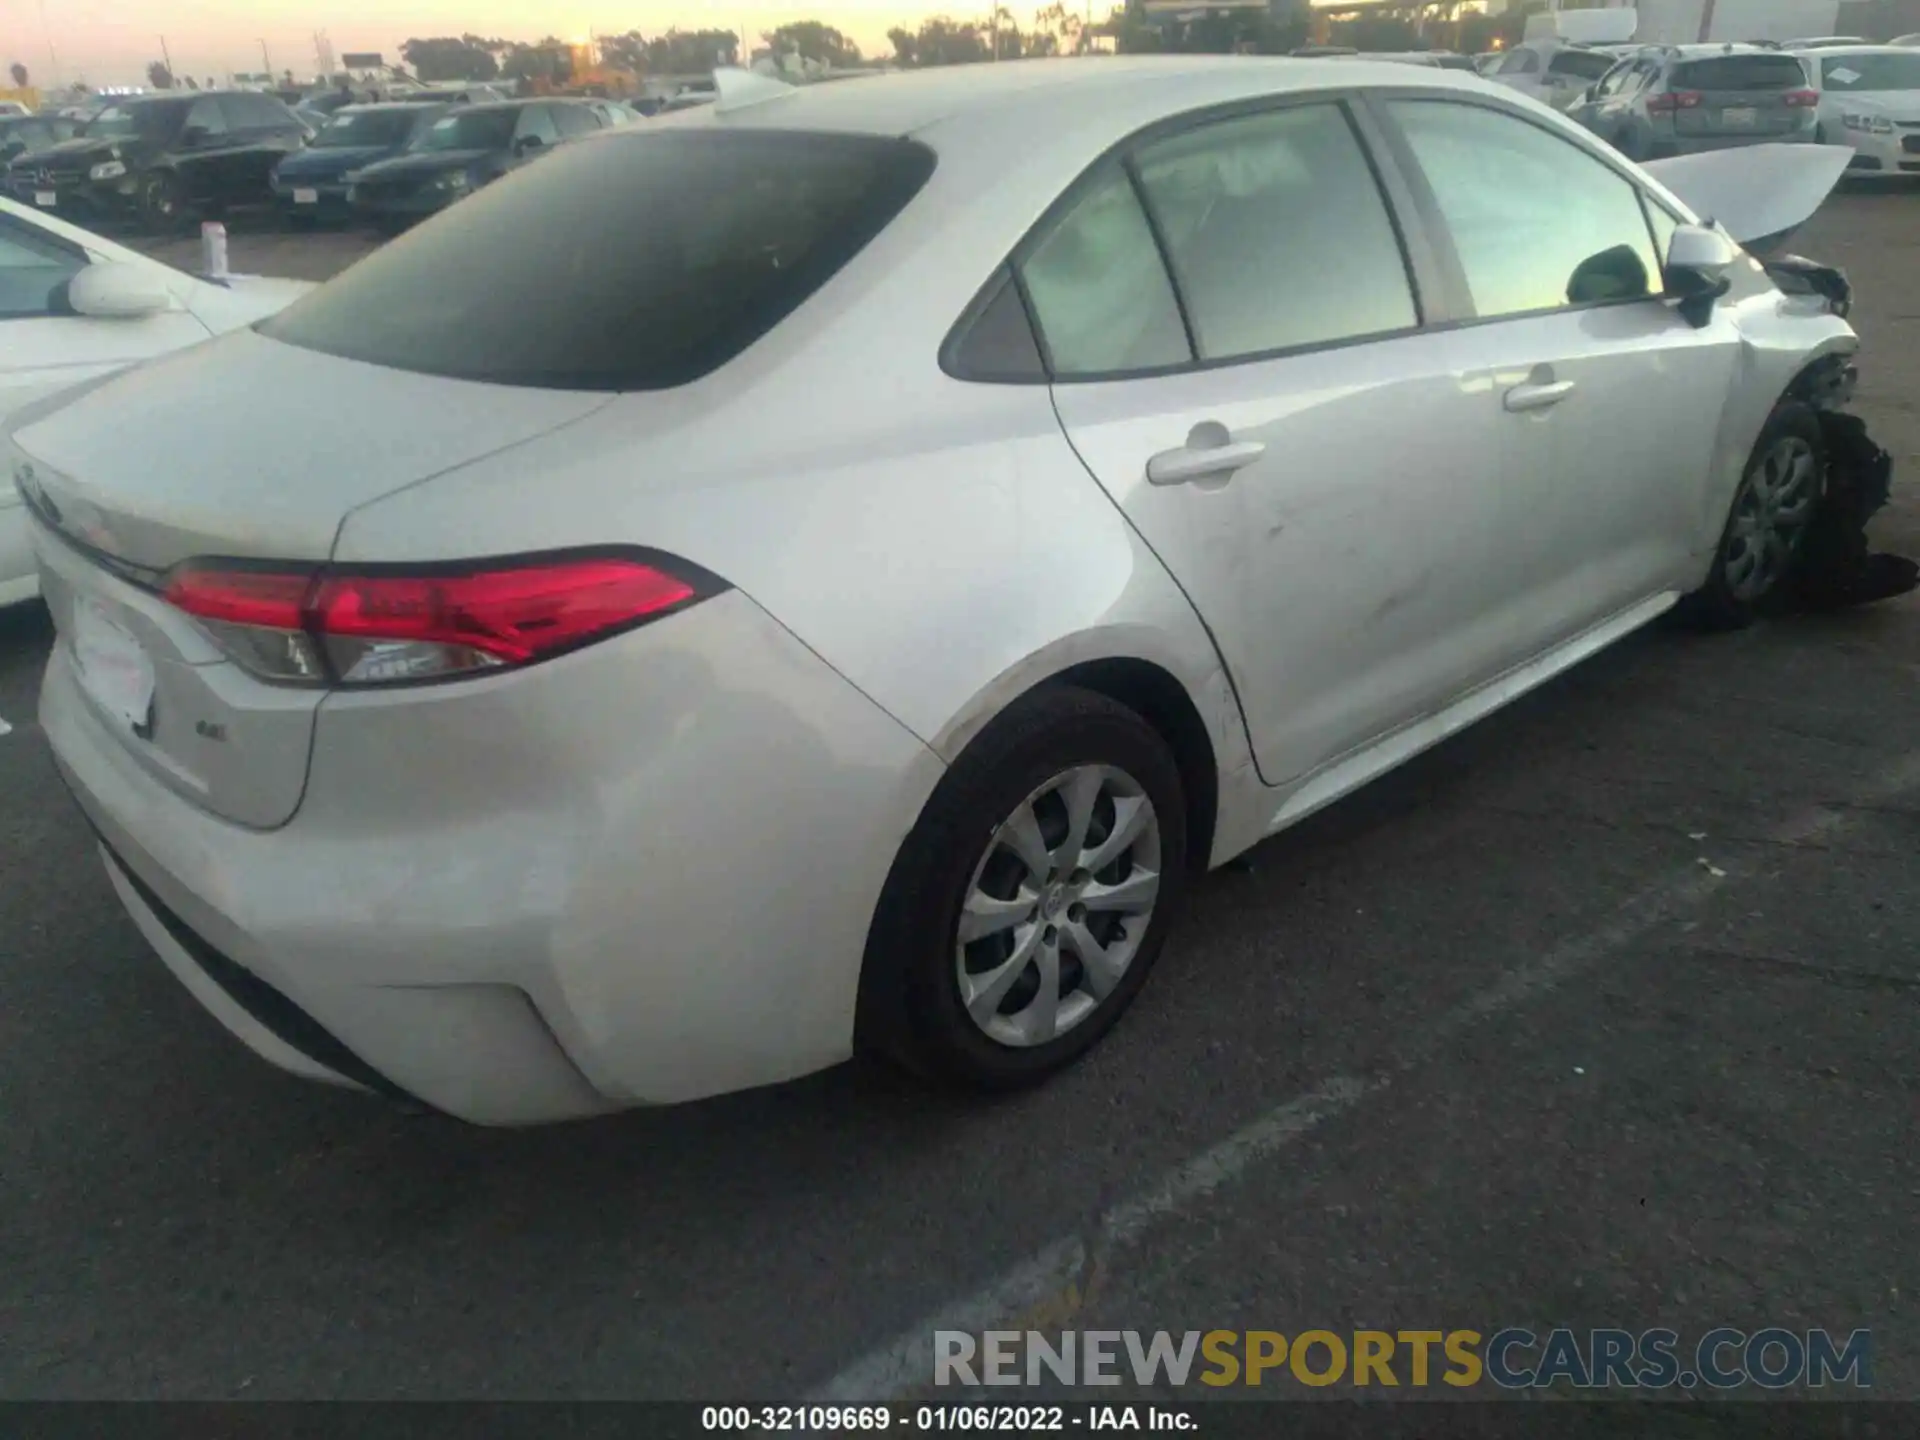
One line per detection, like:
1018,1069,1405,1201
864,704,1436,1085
1640,143,1853,247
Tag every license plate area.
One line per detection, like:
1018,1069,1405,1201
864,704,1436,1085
293,187,319,204
1721,107,1757,128
71,593,156,737
34,189,56,206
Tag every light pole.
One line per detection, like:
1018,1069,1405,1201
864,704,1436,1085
159,34,174,81
258,38,272,76
39,0,61,83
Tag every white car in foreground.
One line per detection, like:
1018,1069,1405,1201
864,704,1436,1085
1791,44,1920,175
13,61,1870,1124
0,200,312,606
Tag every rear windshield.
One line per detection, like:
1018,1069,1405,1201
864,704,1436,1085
1549,51,1617,80
261,130,937,391
1821,53,1920,90
1671,55,1809,89
316,108,428,148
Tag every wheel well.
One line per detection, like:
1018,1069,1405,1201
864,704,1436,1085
1784,352,1856,411
1049,658,1219,874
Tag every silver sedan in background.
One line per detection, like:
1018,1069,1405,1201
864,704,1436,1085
10,59,1871,1124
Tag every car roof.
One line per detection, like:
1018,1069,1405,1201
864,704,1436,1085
660,56,1484,142
1663,42,1792,58
1789,43,1914,57
336,101,442,116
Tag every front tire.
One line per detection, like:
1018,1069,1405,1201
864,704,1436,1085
857,686,1188,1090
1679,402,1825,629
138,172,190,234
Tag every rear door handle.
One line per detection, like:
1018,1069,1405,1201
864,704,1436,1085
1503,365,1576,413
1147,422,1267,486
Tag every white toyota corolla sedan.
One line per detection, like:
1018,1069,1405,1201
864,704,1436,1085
12,60,1868,1124
0,199,313,607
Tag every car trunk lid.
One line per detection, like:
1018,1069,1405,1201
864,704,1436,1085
12,329,610,828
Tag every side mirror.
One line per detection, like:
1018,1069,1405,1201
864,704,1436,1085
67,261,174,320
1665,223,1740,327
514,134,543,155
181,124,212,147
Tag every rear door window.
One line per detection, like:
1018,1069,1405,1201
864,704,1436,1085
552,104,602,139
261,131,936,391
184,96,229,140
1132,104,1417,360
1670,55,1809,89
514,106,561,147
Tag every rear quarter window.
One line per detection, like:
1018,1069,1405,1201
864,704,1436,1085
1671,55,1809,89
260,130,936,391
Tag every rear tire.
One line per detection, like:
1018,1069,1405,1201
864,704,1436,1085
856,686,1188,1090
1678,402,1826,630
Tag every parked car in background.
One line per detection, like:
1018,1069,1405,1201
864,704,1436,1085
0,198,312,606
3,91,309,232
1332,51,1479,71
1569,44,1820,159
10,62,1866,1123
0,101,31,118
408,85,511,105
585,99,641,127
273,103,448,226
345,100,608,232
0,114,78,165
1895,33,1920,45
1485,41,1619,109
1791,44,1920,170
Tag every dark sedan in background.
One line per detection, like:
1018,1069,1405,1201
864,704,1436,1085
344,99,611,231
3,90,308,231
272,103,448,226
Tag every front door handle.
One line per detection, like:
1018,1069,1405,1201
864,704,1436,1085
1504,364,1576,413
1147,421,1267,486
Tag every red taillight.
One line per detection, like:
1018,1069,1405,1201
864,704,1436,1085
163,551,720,687
162,565,314,629
1784,88,1821,108
1647,90,1703,113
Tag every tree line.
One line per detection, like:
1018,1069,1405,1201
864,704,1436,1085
390,5,1544,81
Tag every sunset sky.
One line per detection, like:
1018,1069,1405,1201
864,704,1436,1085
2,1,1042,88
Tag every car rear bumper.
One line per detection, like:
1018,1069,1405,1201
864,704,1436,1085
1836,128,1920,174
42,589,946,1124
347,188,456,222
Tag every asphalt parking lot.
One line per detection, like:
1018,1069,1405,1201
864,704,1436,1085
2,192,1917,1404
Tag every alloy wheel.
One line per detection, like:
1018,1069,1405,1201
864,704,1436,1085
1724,434,1819,602
954,764,1162,1049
